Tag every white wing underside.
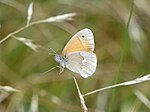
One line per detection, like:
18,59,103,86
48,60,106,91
66,51,97,78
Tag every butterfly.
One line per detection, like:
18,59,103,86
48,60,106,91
54,28,97,78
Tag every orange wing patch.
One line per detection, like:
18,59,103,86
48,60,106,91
62,36,90,55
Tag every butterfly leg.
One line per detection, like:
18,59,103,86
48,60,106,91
59,67,64,74
56,65,64,75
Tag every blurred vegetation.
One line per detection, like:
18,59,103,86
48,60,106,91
0,0,150,112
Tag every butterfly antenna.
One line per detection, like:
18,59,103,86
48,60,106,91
48,52,57,56
48,48,58,56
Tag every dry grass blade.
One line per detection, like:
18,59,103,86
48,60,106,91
83,74,150,96
43,13,77,23
27,2,34,25
74,77,88,112
0,85,20,103
134,89,150,110
29,92,39,112
0,85,20,92
13,36,41,52
0,12,77,44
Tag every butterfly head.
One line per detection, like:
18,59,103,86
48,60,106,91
54,55,63,63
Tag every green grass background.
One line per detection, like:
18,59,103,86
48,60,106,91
0,0,150,112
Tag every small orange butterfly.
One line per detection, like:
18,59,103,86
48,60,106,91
54,28,97,78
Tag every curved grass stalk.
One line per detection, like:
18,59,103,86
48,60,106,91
0,13,76,44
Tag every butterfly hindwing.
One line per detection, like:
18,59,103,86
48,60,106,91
66,51,97,78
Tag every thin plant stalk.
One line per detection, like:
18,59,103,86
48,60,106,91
74,77,88,112
0,13,76,44
108,1,134,112
83,74,150,97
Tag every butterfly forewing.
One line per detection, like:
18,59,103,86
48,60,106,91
62,28,94,55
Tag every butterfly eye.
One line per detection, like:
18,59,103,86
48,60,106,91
81,34,86,39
